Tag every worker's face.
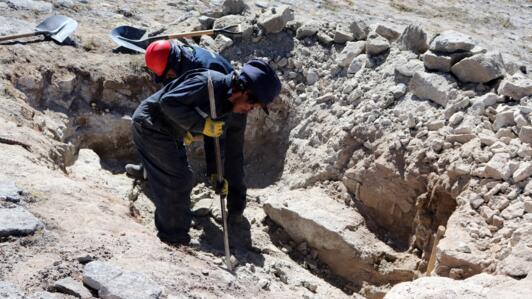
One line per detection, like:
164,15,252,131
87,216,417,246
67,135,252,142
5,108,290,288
165,69,177,80
230,91,262,114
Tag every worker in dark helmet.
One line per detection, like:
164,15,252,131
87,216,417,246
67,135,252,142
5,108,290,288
131,59,281,245
126,40,234,180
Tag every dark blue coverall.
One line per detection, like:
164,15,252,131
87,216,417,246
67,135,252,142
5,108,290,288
132,69,246,242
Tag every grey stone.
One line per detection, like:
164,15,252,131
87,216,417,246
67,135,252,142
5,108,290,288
258,5,294,34
394,59,424,84
449,111,464,126
0,281,25,299
375,24,400,41
347,54,368,75
317,31,333,45
429,30,477,53
54,277,92,299
99,272,163,299
423,51,470,72
409,72,458,107
427,120,445,131
398,24,428,54
349,19,370,40
365,35,390,56
493,110,515,131
0,206,43,237
83,261,123,291
222,0,247,15
445,134,476,144
469,93,500,115
333,24,353,44
520,126,532,145
484,153,513,180
0,180,23,203
390,83,407,99
513,162,532,182
306,69,319,85
191,197,214,217
451,52,506,83
501,202,524,220
5,0,53,13
296,22,319,39
498,75,532,100
336,41,365,67
214,34,233,51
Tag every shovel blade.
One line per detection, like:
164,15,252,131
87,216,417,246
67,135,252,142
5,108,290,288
50,18,78,43
35,15,78,43
110,26,149,53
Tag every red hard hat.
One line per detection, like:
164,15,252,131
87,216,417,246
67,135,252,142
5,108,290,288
145,40,171,76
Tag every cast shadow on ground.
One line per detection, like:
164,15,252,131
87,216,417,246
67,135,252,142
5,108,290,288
193,215,265,268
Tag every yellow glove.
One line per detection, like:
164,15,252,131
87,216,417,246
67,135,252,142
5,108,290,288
202,118,225,137
210,174,228,197
183,131,203,145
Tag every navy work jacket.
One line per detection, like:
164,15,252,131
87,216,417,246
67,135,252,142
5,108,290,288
133,69,234,138
174,46,233,76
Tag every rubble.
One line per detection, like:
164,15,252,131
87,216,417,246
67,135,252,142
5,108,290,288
258,5,294,34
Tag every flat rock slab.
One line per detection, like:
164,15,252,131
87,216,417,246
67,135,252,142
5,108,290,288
0,180,23,203
83,261,163,299
263,188,417,286
0,281,25,299
29,291,71,299
54,277,92,299
385,273,532,299
0,206,43,237
429,30,476,53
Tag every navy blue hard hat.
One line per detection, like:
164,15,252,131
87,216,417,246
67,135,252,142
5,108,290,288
239,59,281,112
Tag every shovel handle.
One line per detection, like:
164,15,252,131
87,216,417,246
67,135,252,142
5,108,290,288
0,32,39,42
166,29,215,39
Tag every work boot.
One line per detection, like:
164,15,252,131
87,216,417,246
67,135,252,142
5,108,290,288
227,210,244,225
125,163,147,180
157,232,191,247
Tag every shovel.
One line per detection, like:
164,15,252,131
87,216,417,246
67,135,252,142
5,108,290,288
110,24,242,53
0,15,78,44
207,71,232,272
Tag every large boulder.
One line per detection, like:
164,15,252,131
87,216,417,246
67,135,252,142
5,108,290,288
385,273,532,298
258,5,294,34
398,24,428,54
429,30,476,53
451,52,505,83
498,75,532,100
263,188,417,286
409,72,458,107
0,205,43,237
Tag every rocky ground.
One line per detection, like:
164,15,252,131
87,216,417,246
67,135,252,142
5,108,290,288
1,0,532,298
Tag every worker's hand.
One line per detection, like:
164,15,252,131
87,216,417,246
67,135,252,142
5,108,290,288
183,131,203,145
210,174,228,197
202,118,225,137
